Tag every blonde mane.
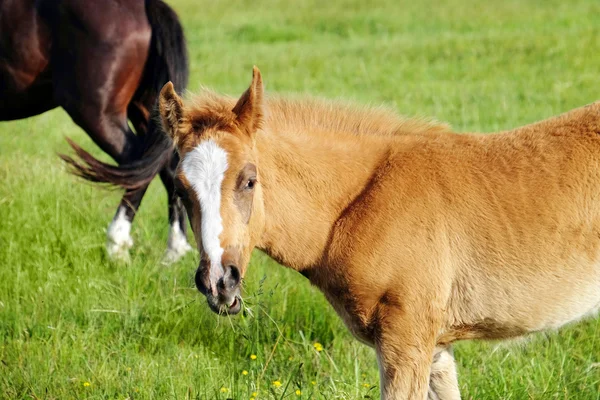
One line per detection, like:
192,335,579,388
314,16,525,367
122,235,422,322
186,88,450,137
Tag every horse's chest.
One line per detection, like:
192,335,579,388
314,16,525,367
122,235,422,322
306,266,376,345
322,289,375,346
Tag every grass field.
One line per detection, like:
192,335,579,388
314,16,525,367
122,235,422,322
1,0,600,398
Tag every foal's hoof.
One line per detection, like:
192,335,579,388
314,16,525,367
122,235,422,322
161,241,193,265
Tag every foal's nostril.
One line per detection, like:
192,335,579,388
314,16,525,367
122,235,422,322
220,264,241,290
194,264,210,295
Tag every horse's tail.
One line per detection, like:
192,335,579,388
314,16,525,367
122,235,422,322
60,0,188,190
142,0,189,96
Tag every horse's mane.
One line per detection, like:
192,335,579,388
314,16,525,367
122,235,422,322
186,89,450,137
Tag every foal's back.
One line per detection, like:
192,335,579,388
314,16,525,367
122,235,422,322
379,102,600,341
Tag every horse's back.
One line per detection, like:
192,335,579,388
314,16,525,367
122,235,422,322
39,0,150,43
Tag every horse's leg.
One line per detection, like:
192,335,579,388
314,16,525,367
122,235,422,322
428,346,461,400
56,77,145,262
56,88,148,262
98,103,152,261
375,301,439,400
106,188,150,262
160,156,193,264
64,106,147,261
49,0,151,261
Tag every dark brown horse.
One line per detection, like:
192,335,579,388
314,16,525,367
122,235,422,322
0,0,190,262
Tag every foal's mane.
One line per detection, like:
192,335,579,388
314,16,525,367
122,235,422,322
186,88,450,137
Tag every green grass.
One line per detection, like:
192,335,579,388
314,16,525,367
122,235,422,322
1,0,600,398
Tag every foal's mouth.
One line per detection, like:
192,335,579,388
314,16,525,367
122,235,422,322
206,293,242,315
195,261,243,315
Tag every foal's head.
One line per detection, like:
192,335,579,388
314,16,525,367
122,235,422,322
158,67,266,315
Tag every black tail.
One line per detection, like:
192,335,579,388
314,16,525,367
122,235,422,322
141,0,188,95
60,0,188,191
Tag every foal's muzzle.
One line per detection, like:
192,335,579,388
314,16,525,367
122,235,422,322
195,259,242,315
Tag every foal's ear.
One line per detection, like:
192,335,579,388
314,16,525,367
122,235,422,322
232,66,264,136
159,82,185,145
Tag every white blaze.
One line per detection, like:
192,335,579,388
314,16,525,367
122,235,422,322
181,140,228,292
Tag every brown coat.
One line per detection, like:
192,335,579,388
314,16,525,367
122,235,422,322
158,68,600,400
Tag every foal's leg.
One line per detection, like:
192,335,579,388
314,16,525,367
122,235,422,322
160,157,192,264
375,303,440,400
428,346,461,400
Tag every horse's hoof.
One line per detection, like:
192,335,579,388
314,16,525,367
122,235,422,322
161,241,193,265
162,221,194,265
106,208,133,263
106,240,133,263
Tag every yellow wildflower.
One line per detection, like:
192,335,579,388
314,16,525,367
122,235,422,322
250,354,257,360
363,383,371,388
272,380,282,388
83,382,90,387
313,343,323,352
295,389,302,396
220,387,229,393
242,370,249,376
252,392,258,396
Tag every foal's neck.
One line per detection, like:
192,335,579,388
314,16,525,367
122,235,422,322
255,123,390,271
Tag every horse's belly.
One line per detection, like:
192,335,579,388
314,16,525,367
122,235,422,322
534,277,600,330
446,256,600,342
499,250,600,331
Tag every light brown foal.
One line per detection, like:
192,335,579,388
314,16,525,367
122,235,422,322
157,68,600,399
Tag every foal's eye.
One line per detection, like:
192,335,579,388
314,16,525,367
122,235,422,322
244,178,256,190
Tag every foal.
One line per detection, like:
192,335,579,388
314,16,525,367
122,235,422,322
153,68,599,399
